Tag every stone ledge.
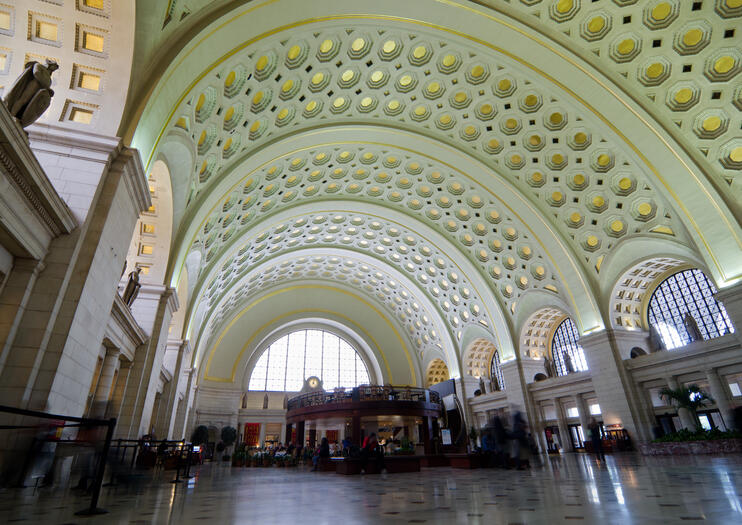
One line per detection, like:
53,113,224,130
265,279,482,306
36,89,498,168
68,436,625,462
639,439,742,455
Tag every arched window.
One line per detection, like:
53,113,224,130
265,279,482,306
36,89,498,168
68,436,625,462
551,318,588,376
248,329,370,391
489,350,505,391
647,268,734,350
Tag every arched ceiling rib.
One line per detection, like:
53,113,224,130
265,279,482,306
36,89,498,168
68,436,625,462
476,0,742,203
163,24,690,291
188,207,505,355
198,252,454,371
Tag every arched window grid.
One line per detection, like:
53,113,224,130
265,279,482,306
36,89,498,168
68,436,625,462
248,329,371,391
489,350,505,391
647,268,734,351
551,318,588,376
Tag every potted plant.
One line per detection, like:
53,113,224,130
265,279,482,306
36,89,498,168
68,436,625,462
191,425,209,447
468,425,479,451
232,449,245,467
221,426,237,461
659,384,714,429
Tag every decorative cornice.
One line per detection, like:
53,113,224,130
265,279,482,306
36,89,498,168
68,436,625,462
110,292,148,350
0,104,76,236
110,146,151,215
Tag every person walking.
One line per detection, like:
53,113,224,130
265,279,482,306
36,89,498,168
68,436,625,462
588,418,605,462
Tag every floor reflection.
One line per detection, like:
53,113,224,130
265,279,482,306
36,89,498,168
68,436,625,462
0,453,741,524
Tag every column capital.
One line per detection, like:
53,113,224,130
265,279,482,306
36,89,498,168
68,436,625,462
104,346,121,359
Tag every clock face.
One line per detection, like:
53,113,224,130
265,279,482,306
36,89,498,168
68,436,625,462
308,377,319,388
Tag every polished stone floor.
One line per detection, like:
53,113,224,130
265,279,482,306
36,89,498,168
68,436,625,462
1,453,742,524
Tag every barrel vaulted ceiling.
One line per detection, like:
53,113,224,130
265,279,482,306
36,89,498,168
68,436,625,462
124,0,742,382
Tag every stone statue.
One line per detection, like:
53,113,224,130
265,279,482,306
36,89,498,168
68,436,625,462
3,60,59,128
122,267,142,306
543,356,553,377
479,376,487,395
684,312,702,342
649,324,665,351
564,352,575,374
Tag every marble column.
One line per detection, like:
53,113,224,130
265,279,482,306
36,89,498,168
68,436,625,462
90,347,120,418
258,423,266,448
280,423,287,445
531,402,548,454
116,287,178,438
579,330,653,443
106,358,130,421
172,368,194,440
665,376,696,430
553,398,573,452
574,395,591,447
705,368,733,431
0,146,149,416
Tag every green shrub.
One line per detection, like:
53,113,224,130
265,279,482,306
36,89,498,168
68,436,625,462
653,428,742,443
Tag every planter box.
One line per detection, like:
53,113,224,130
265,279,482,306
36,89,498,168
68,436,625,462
446,453,484,469
335,456,421,475
639,439,742,456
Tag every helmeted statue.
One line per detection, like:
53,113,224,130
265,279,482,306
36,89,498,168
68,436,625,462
122,267,142,307
684,312,702,342
4,59,59,128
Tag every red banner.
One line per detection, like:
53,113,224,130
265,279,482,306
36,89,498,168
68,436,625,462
245,423,260,446
326,430,338,443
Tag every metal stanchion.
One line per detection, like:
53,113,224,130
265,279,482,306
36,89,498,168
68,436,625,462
75,417,116,516
182,444,194,479
170,446,183,484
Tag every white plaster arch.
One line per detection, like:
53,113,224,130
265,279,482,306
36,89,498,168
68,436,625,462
198,283,422,387
185,201,510,360
193,247,458,381
157,132,197,232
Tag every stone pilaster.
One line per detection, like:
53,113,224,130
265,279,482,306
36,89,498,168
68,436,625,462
89,347,120,418
0,259,45,374
172,369,195,440
115,286,178,438
574,394,591,446
106,358,130,421
258,424,266,447
158,339,192,439
579,329,653,443
715,281,742,347
553,397,573,452
0,146,149,416
704,368,733,431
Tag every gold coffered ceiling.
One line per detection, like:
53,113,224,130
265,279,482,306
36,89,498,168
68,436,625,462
125,0,741,380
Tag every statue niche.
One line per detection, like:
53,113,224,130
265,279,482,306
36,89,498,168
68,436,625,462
3,60,59,128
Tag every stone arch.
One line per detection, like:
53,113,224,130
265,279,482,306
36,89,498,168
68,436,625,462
608,256,690,331
629,347,647,359
124,159,174,285
425,358,450,388
462,338,496,379
519,307,568,361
